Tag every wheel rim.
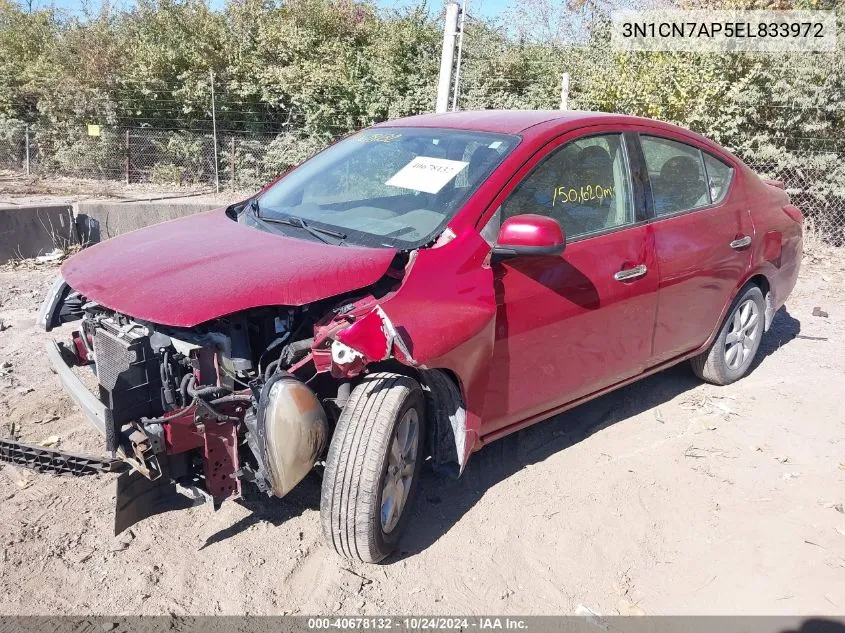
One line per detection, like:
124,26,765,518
380,407,419,534
724,299,761,371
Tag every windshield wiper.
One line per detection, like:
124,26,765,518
260,215,347,245
249,199,347,244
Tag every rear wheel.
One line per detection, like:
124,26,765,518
691,284,765,385
320,372,425,563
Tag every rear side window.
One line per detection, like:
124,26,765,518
703,152,734,204
501,133,634,240
641,136,709,217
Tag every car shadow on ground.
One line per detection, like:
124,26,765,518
392,305,801,561
200,473,322,549
781,618,845,633
751,304,803,371
200,307,800,554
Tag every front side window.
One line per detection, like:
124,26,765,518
501,133,634,240
247,127,518,249
703,152,734,204
640,136,710,216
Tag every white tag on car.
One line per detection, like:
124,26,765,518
386,157,469,194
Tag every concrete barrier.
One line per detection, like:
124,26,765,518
75,200,219,242
0,199,230,263
0,205,75,263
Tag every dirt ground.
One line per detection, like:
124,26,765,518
1,245,844,616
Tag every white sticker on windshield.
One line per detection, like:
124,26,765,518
386,157,469,194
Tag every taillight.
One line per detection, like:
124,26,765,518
783,205,804,224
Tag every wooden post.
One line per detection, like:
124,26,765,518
124,130,130,184
229,136,236,189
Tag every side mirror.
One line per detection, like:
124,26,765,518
491,214,566,262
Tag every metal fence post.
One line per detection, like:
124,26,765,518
124,130,130,184
24,125,30,175
229,136,236,189
210,69,220,194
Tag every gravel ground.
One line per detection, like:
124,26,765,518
0,246,844,615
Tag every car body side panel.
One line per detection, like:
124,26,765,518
375,230,497,467
688,169,803,350
650,201,754,362
481,224,659,435
745,176,804,311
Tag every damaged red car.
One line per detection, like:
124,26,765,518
37,110,802,562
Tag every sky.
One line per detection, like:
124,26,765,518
374,0,511,19
43,0,513,20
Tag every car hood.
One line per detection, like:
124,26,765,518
61,209,398,327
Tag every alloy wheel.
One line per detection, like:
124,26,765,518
380,407,419,534
724,299,761,371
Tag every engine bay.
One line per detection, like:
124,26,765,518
48,282,400,532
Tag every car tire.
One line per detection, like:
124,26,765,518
320,372,425,563
690,284,765,386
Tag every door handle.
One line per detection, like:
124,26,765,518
614,264,647,282
730,235,752,250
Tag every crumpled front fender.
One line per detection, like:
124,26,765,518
321,230,496,471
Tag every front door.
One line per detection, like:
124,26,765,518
480,131,659,436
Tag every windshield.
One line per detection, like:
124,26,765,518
243,127,519,249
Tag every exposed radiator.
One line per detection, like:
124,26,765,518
94,326,164,429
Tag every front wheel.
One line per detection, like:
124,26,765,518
320,372,425,563
691,284,765,385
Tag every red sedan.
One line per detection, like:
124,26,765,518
39,110,802,562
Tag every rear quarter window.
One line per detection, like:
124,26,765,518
703,152,735,204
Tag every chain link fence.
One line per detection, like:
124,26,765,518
1,120,843,245
0,122,334,193
1,125,223,187
749,153,845,244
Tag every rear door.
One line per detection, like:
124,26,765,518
636,133,753,362
479,129,659,435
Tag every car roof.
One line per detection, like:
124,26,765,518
374,110,644,135
373,109,734,163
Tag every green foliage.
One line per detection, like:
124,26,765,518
147,131,212,184
2,0,840,152
0,0,842,222
43,128,125,178
222,132,329,190
263,131,327,174
149,162,187,185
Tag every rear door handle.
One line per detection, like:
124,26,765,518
614,264,647,282
730,235,752,250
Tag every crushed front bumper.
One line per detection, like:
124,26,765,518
45,339,107,436
0,437,126,476
41,274,106,436
45,339,206,535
